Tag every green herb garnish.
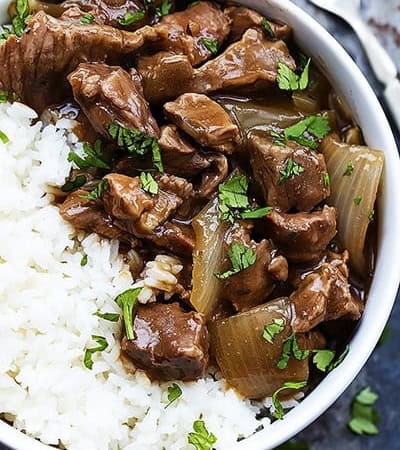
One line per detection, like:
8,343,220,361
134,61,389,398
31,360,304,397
312,349,336,372
165,383,182,408
322,172,330,187
0,130,9,144
368,209,375,223
80,253,88,266
378,325,390,346
84,335,108,369
348,387,380,435
68,139,110,170
115,287,142,340
12,0,30,37
0,27,12,44
61,174,87,192
327,344,349,372
200,37,219,55
107,123,163,172
278,158,305,185
0,90,18,103
215,242,256,280
272,381,307,420
277,333,309,370
80,13,95,24
81,179,109,200
155,0,172,17
240,206,273,219
261,19,275,38
343,160,354,176
187,418,217,450
119,10,145,25
140,171,158,194
262,318,285,344
353,196,362,205
94,311,120,322
277,58,311,91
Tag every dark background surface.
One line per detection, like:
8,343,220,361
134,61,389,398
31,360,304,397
1,1,399,450
286,0,400,449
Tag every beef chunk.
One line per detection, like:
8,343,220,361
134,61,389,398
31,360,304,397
0,11,158,111
62,0,150,30
224,6,291,42
121,302,209,381
59,189,137,244
138,29,295,104
68,63,159,140
266,205,337,263
221,223,288,311
164,94,241,153
290,251,363,332
159,125,211,177
103,173,192,236
196,152,228,198
150,222,195,256
150,1,230,66
249,134,330,212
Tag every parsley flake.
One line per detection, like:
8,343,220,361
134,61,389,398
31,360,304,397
187,418,217,450
200,37,219,55
240,206,272,219
353,196,362,206
165,383,182,408
272,381,307,420
61,174,87,192
84,335,108,369
348,387,380,435
80,254,88,266
12,0,30,37
140,171,158,194
81,179,109,200
312,349,336,372
0,129,10,144
343,160,354,176
261,19,275,38
80,13,95,24
277,333,309,370
115,287,142,340
327,344,349,372
107,123,163,172
155,0,172,17
94,311,120,322
68,139,110,170
322,172,330,187
215,242,256,280
368,209,375,223
262,318,285,344
277,58,311,91
278,158,305,185
119,10,145,25
0,27,13,44
0,90,18,103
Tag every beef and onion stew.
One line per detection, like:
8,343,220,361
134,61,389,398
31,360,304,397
0,0,384,411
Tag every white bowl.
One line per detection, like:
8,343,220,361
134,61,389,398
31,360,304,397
1,1,400,449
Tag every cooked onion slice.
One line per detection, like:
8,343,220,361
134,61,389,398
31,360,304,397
191,196,229,317
209,298,311,399
321,134,384,275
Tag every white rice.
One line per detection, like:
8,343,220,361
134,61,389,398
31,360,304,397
0,102,274,450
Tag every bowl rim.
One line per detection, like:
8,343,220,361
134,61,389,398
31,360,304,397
1,1,400,450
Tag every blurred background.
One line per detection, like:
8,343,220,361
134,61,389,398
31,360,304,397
280,0,400,449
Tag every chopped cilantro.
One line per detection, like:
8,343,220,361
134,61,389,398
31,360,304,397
80,13,95,24
165,383,182,408
272,381,307,420
155,0,172,18
278,158,305,185
81,179,109,200
368,209,375,223
277,333,309,370
0,90,18,103
277,58,311,91
107,123,163,172
312,349,336,372
262,318,285,344
94,311,120,322
119,10,145,25
115,287,142,340
0,26,13,44
12,0,30,36
353,196,362,206
327,344,349,372
322,172,330,187
348,387,380,435
215,242,256,280
240,206,272,219
0,130,9,144
84,335,108,369
200,37,219,55
261,19,275,38
343,160,354,176
61,174,87,192
80,254,88,266
68,139,110,170
187,418,217,450
140,171,158,194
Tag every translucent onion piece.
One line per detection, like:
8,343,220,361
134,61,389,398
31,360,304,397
209,298,311,399
191,196,229,317
321,134,384,275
